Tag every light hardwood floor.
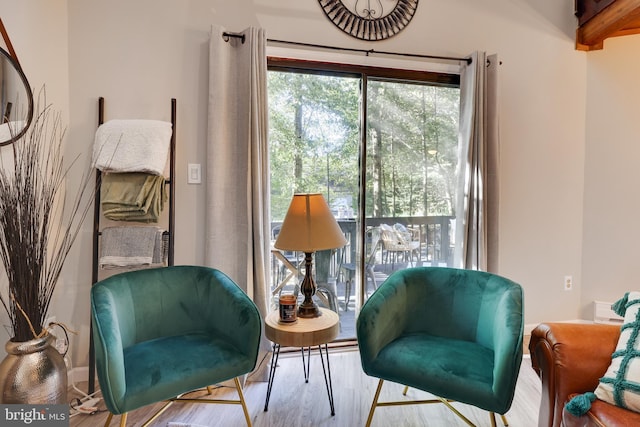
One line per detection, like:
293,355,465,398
69,348,541,427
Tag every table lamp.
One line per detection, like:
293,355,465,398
274,193,347,318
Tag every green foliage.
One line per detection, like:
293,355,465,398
268,70,460,221
268,71,359,219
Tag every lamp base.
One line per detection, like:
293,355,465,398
296,251,323,318
298,301,322,318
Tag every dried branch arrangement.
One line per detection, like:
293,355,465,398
0,95,94,342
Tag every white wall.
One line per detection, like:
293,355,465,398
581,34,640,319
3,0,618,366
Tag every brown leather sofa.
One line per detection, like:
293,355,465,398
529,322,640,427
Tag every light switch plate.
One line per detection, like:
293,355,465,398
188,163,201,184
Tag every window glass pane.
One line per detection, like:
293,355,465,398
363,79,460,302
269,71,359,219
268,70,360,339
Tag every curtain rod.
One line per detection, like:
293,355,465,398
221,32,471,64
268,39,471,64
222,31,245,43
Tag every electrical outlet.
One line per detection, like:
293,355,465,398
564,275,573,291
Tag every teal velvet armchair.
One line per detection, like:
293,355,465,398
356,267,524,427
91,265,262,427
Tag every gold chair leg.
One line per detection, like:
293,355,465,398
366,379,384,427
106,377,253,427
490,413,509,426
373,380,506,427
234,377,253,427
439,398,475,427
141,401,174,427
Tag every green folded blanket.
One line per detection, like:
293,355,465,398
101,172,167,222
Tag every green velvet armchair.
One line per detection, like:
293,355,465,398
91,265,262,427
356,267,524,427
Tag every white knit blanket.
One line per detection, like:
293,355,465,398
93,119,172,175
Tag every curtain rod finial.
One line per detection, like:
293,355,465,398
222,31,245,44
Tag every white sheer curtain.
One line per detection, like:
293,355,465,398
454,51,500,272
206,26,271,351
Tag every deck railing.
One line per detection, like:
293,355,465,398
362,216,454,267
270,215,454,284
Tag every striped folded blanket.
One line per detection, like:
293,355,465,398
99,226,167,268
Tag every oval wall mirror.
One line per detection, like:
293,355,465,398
0,46,33,146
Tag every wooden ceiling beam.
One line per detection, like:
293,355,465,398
576,0,640,51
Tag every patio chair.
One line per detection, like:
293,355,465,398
338,227,383,311
315,248,340,312
271,225,303,297
379,223,420,265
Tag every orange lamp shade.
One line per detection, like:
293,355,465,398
274,193,347,252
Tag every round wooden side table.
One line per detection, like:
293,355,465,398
263,308,340,415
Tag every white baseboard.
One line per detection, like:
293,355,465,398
68,366,89,387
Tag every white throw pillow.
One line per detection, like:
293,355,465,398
595,291,640,412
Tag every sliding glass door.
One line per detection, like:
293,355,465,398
268,60,460,340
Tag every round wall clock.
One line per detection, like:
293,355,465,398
318,0,419,41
